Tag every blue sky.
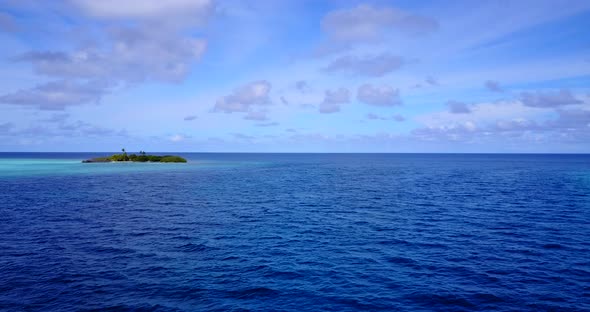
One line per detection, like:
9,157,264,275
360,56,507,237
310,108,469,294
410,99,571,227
0,0,589,152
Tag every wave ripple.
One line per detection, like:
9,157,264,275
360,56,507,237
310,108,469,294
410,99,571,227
1,153,589,311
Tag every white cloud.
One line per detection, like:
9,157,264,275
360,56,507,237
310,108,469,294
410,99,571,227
244,111,268,121
0,12,18,32
413,94,590,144
0,122,14,134
214,80,272,113
170,134,187,142
256,122,279,127
323,53,405,77
16,26,207,83
8,2,210,111
0,80,110,110
485,80,503,92
321,4,438,44
366,113,405,121
280,96,288,105
319,88,350,114
0,119,127,138
416,99,541,128
426,76,438,86
520,89,582,108
446,100,471,114
357,84,402,107
295,80,310,93
71,0,213,21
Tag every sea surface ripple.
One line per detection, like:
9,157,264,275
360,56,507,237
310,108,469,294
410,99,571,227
1,153,589,311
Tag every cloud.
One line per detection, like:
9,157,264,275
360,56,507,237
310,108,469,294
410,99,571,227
492,118,540,132
412,121,479,142
15,25,207,83
0,80,110,110
413,94,590,145
321,4,438,44
485,80,503,92
417,99,545,129
0,112,126,138
0,123,13,134
520,89,582,108
232,133,254,140
39,113,70,123
280,96,289,105
6,2,210,112
244,111,268,121
59,121,127,137
0,12,18,32
393,115,406,122
15,50,106,78
295,80,310,93
487,109,590,142
366,113,383,120
31,114,125,137
6,120,127,138
170,134,188,142
71,0,214,23
357,84,402,107
184,115,197,121
426,76,438,86
412,108,590,144
366,113,405,121
446,100,471,114
323,53,405,77
256,122,279,127
319,88,350,114
551,108,590,130
411,77,438,89
103,26,207,82
214,80,272,114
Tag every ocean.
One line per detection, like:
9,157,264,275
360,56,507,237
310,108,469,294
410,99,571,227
1,153,589,311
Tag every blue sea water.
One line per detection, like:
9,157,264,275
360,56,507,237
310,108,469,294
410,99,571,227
1,153,589,311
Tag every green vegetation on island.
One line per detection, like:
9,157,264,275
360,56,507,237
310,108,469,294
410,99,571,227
82,149,187,163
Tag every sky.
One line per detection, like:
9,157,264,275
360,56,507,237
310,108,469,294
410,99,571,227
0,0,589,153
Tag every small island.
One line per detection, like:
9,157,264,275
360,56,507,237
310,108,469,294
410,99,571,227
83,149,187,163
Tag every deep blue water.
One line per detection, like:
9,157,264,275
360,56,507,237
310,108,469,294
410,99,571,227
1,153,589,311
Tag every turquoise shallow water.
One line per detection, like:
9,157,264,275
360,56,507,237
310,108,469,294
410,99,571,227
0,158,190,177
0,153,252,178
1,153,589,311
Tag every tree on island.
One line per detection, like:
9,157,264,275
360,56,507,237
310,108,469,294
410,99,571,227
121,148,129,161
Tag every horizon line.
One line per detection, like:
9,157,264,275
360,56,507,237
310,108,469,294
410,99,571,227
1,151,589,155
